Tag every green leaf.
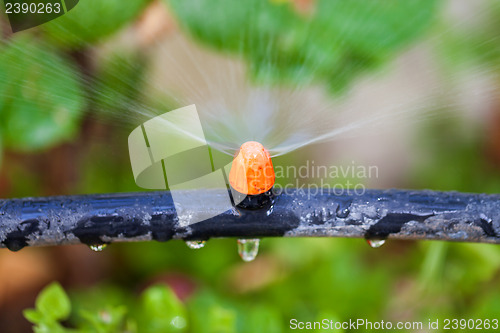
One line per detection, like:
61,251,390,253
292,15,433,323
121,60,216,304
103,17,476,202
42,0,152,48
35,282,71,321
139,285,187,332
23,309,44,324
0,36,84,151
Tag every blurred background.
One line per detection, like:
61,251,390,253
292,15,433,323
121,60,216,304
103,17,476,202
0,0,500,331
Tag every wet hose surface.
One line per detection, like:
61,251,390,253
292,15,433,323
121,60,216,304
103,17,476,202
0,189,499,251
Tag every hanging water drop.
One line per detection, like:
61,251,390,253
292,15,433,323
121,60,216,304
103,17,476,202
237,239,260,262
185,240,206,249
336,207,350,218
366,238,386,248
89,244,107,252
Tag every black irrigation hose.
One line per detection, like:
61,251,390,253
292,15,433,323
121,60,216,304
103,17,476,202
0,189,499,251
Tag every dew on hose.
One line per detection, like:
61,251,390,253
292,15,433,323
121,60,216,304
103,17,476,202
366,238,386,248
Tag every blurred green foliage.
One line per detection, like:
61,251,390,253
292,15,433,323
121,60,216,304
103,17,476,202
412,0,500,195
24,282,188,332
0,37,83,151
23,281,288,332
436,0,500,81
0,0,151,165
412,116,500,194
166,0,440,92
42,0,151,48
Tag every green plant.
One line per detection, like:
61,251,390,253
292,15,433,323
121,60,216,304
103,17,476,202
24,283,72,333
24,282,188,332
24,282,284,333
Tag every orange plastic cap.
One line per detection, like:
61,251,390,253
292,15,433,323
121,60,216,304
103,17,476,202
229,141,275,195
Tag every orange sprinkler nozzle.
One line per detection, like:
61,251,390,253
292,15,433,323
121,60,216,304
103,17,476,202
229,141,275,195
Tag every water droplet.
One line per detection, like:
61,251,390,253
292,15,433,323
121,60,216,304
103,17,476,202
366,238,385,248
185,240,206,249
336,208,350,218
335,199,352,218
237,238,260,262
89,244,107,252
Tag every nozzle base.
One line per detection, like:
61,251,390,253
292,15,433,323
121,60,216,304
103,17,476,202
232,188,274,210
